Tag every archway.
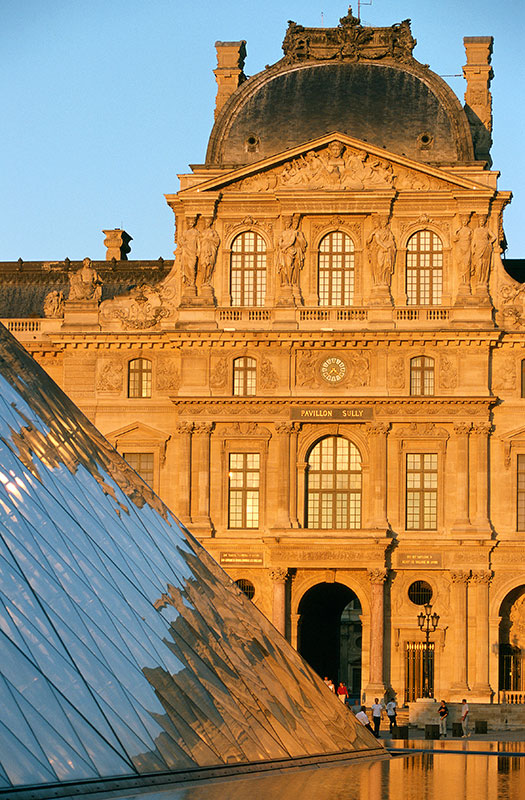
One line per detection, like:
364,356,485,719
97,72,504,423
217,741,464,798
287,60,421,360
297,582,362,698
499,585,525,699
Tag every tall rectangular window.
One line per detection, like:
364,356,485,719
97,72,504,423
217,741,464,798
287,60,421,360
123,452,154,486
406,453,438,530
518,455,525,531
128,358,152,398
228,453,260,529
406,230,443,306
233,357,256,396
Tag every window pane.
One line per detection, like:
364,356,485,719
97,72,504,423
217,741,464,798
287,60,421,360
406,452,438,530
406,231,443,306
228,453,260,529
230,232,266,306
410,357,434,397
307,436,361,529
233,357,257,396
122,453,154,486
128,359,152,398
318,232,355,306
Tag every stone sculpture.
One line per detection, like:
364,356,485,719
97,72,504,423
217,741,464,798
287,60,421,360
367,216,396,286
277,214,307,287
68,257,102,302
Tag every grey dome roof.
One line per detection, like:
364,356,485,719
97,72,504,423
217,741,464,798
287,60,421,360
206,59,474,167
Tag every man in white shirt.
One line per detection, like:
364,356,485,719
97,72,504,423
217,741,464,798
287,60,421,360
355,706,373,734
385,698,397,734
371,697,383,737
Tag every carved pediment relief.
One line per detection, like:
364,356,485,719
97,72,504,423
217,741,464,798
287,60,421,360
395,422,449,439
100,283,176,329
182,134,489,197
105,422,171,453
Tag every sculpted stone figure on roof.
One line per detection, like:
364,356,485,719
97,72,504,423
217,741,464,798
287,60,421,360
68,257,102,302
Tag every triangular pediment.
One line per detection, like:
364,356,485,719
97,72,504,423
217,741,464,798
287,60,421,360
181,132,491,196
106,421,170,447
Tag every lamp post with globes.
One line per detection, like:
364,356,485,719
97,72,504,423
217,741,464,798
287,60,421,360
417,602,440,698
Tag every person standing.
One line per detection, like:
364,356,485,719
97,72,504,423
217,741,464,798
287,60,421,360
438,700,448,737
461,699,470,737
355,706,373,735
337,682,349,704
371,697,383,738
385,697,397,734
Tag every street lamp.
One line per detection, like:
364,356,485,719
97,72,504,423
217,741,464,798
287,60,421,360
417,602,440,698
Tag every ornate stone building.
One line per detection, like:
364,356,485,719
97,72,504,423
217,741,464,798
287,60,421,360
2,10,525,706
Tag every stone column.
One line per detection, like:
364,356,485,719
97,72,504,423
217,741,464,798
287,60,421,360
176,421,193,524
449,570,470,697
191,421,213,530
269,567,288,636
366,568,387,697
273,422,294,529
289,423,301,528
471,422,492,531
452,423,472,532
471,570,493,699
366,422,390,529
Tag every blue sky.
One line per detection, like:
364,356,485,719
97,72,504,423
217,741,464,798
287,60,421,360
2,0,523,261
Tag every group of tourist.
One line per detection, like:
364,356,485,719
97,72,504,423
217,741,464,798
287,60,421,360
349,695,470,739
354,697,398,738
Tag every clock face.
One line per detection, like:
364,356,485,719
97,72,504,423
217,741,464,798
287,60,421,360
320,357,346,383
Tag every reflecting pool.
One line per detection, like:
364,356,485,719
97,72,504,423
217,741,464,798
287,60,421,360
103,749,525,800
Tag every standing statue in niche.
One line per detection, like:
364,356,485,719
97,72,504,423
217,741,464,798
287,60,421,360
471,214,496,287
453,214,472,289
68,258,103,302
197,217,220,286
367,216,396,286
277,214,307,287
178,216,200,288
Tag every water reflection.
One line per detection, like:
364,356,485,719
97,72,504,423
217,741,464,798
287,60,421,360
109,753,525,800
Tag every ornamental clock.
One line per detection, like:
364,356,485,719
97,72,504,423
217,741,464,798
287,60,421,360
320,357,346,384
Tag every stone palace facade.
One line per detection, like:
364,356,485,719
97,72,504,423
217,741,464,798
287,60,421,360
3,9,525,706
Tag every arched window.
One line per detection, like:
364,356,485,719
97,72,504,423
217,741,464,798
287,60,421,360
128,358,152,398
410,356,434,396
306,436,362,529
318,231,355,306
230,231,267,306
233,357,256,396
406,230,443,305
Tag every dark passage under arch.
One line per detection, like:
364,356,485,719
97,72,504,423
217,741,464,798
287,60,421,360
298,582,362,697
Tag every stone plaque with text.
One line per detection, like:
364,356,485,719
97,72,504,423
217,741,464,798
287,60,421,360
220,552,264,566
397,553,443,568
291,407,373,421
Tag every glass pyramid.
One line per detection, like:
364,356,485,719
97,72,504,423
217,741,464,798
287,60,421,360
0,323,380,792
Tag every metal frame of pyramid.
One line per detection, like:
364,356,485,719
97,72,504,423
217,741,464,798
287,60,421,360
0,323,383,798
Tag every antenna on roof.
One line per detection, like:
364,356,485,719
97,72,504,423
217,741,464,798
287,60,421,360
358,0,372,22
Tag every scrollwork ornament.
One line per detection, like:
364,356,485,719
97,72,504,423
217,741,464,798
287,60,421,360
450,570,470,584
368,568,388,584
269,567,288,582
193,422,214,436
471,570,493,585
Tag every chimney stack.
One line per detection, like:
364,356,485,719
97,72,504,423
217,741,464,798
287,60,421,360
102,229,132,261
463,36,493,164
213,41,246,120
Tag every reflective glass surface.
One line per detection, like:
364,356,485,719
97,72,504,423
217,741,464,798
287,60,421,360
0,323,380,790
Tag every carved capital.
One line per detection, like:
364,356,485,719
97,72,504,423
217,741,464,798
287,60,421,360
269,567,288,583
453,422,472,436
450,570,470,584
368,568,388,584
177,421,194,435
471,569,493,585
193,422,214,436
275,421,295,435
471,422,493,436
366,422,390,437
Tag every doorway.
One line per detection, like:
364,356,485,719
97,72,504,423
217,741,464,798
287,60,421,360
297,582,362,698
